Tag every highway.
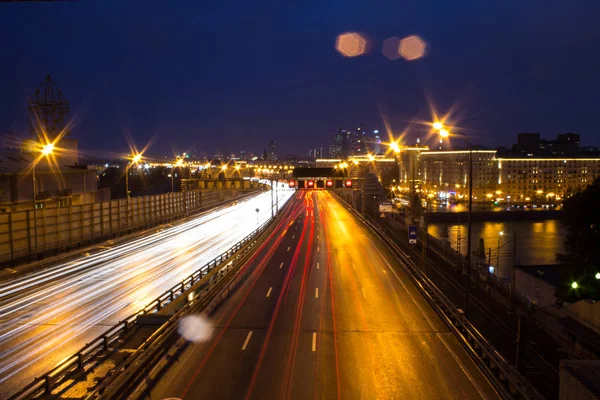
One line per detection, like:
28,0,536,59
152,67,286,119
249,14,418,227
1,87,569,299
150,190,500,400
0,188,292,399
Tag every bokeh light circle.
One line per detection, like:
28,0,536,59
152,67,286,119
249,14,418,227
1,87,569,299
399,35,427,61
178,314,213,342
335,32,367,57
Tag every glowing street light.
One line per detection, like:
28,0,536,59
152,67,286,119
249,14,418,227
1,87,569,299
172,158,184,193
595,272,600,280
433,120,475,317
126,153,143,199
41,143,54,156
571,281,578,289
389,141,400,153
32,140,56,252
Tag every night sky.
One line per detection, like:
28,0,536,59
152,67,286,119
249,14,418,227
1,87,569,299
1,1,600,158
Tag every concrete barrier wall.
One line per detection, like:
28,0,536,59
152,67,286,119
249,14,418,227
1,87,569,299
0,188,259,265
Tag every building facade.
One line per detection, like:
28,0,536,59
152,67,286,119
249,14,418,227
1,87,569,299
497,156,600,201
420,150,600,202
420,150,498,200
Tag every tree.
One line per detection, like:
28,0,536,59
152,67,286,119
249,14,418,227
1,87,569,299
556,177,600,301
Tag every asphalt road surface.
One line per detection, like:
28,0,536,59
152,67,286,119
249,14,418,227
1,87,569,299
0,189,292,399
150,190,500,400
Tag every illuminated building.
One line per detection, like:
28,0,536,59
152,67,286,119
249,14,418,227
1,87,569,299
420,150,497,200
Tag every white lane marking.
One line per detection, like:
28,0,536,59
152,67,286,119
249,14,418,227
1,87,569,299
279,262,284,269
292,235,295,239
287,246,291,251
361,288,367,299
317,246,319,251
382,269,387,274
317,235,319,239
266,287,272,297
316,262,320,269
242,331,253,350
312,332,317,352
315,288,319,298
352,263,356,270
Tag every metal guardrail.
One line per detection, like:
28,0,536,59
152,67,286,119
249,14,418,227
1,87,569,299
9,217,275,400
95,208,293,400
332,193,545,400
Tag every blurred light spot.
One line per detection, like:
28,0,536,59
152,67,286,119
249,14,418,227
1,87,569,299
336,32,367,57
178,314,213,342
399,35,426,61
382,36,401,60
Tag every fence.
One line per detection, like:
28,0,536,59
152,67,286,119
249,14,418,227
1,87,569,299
0,187,262,265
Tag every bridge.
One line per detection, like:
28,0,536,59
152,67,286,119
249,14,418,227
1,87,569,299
2,188,545,399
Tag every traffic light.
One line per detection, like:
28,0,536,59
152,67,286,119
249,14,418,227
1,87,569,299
326,179,333,188
345,179,352,188
307,180,315,188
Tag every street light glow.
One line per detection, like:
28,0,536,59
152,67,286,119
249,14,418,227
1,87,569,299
433,122,443,131
132,154,142,163
389,142,400,153
41,143,54,155
595,272,600,280
175,159,183,167
439,129,450,138
571,281,578,289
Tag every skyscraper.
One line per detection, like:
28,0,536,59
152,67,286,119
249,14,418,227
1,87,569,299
267,140,278,161
373,129,381,154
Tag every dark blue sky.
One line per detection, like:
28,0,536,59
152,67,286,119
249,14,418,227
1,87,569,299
2,0,600,158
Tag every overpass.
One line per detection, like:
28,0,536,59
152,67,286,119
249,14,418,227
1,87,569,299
6,190,544,400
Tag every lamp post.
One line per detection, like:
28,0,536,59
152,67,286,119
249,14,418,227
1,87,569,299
126,153,142,199
32,142,54,253
435,122,473,318
172,158,183,193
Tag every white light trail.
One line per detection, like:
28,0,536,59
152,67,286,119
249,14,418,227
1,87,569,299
0,188,293,392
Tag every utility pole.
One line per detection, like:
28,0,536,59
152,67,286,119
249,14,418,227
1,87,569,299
271,179,274,218
361,164,366,216
515,309,525,369
510,231,517,310
421,200,430,274
464,148,473,318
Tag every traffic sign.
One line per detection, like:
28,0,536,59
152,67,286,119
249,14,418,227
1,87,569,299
408,225,417,244
379,202,393,213
380,212,386,218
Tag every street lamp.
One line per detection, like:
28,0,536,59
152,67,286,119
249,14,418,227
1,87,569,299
32,141,55,253
172,158,183,193
434,121,474,318
126,153,142,199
